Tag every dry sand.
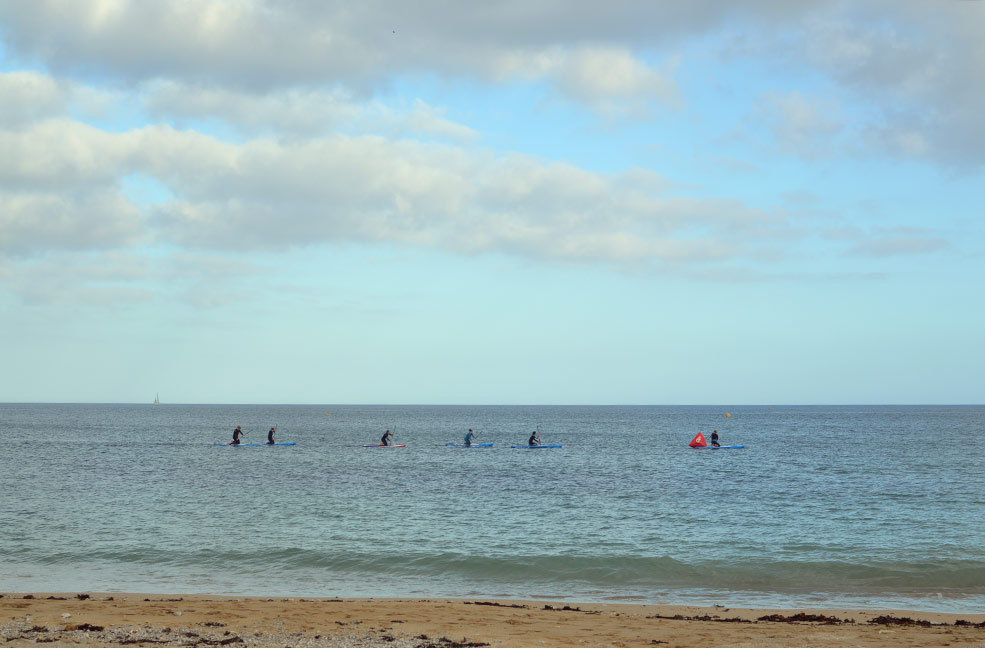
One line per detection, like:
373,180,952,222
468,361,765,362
2,593,984,647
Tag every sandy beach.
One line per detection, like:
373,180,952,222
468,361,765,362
2,594,983,647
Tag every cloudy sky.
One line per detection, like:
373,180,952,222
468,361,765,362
1,1,982,404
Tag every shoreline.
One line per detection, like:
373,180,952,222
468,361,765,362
3,593,984,647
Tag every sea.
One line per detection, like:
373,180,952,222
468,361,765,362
1,403,983,613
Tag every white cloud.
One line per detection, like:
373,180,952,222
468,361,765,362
143,82,360,136
759,91,844,158
1,0,976,289
847,236,949,258
9,1,981,161
142,82,479,142
2,1,979,138
707,2,985,165
802,9,942,96
0,189,146,255
400,100,479,143
797,2,985,165
0,71,69,126
549,47,678,117
0,119,130,188
0,118,149,255
862,124,930,159
0,1,688,112
0,250,154,306
0,247,277,309
825,225,950,258
0,114,791,269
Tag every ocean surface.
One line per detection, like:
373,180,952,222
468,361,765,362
1,404,983,612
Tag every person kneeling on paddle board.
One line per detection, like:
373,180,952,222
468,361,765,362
230,425,243,445
267,427,276,445
464,429,476,447
711,429,720,447
528,430,540,446
381,429,393,446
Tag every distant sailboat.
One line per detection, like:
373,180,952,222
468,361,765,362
154,393,160,405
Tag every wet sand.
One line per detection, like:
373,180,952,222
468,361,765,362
2,593,984,647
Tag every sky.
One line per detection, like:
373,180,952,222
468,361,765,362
1,1,983,405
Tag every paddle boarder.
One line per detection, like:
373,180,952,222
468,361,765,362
267,427,276,445
464,429,477,447
528,430,540,446
381,429,393,446
711,429,720,447
230,425,244,445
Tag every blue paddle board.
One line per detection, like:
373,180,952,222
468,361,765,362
511,444,562,449
213,442,296,447
692,445,744,449
446,442,494,447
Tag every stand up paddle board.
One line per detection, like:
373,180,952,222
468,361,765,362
445,442,494,447
362,444,407,448
692,445,745,449
213,442,296,447
511,444,562,449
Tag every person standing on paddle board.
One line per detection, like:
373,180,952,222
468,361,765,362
528,430,540,446
464,429,477,447
711,430,720,447
381,429,393,446
267,427,276,445
230,425,244,445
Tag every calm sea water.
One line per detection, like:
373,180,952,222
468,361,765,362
1,404,983,612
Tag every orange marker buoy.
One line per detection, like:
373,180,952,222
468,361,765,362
689,432,707,448
725,412,732,418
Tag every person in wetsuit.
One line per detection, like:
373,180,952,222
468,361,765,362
231,425,243,445
381,429,393,446
528,430,540,446
711,429,720,447
464,429,476,446
267,427,276,445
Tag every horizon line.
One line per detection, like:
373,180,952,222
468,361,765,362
2,401,982,407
